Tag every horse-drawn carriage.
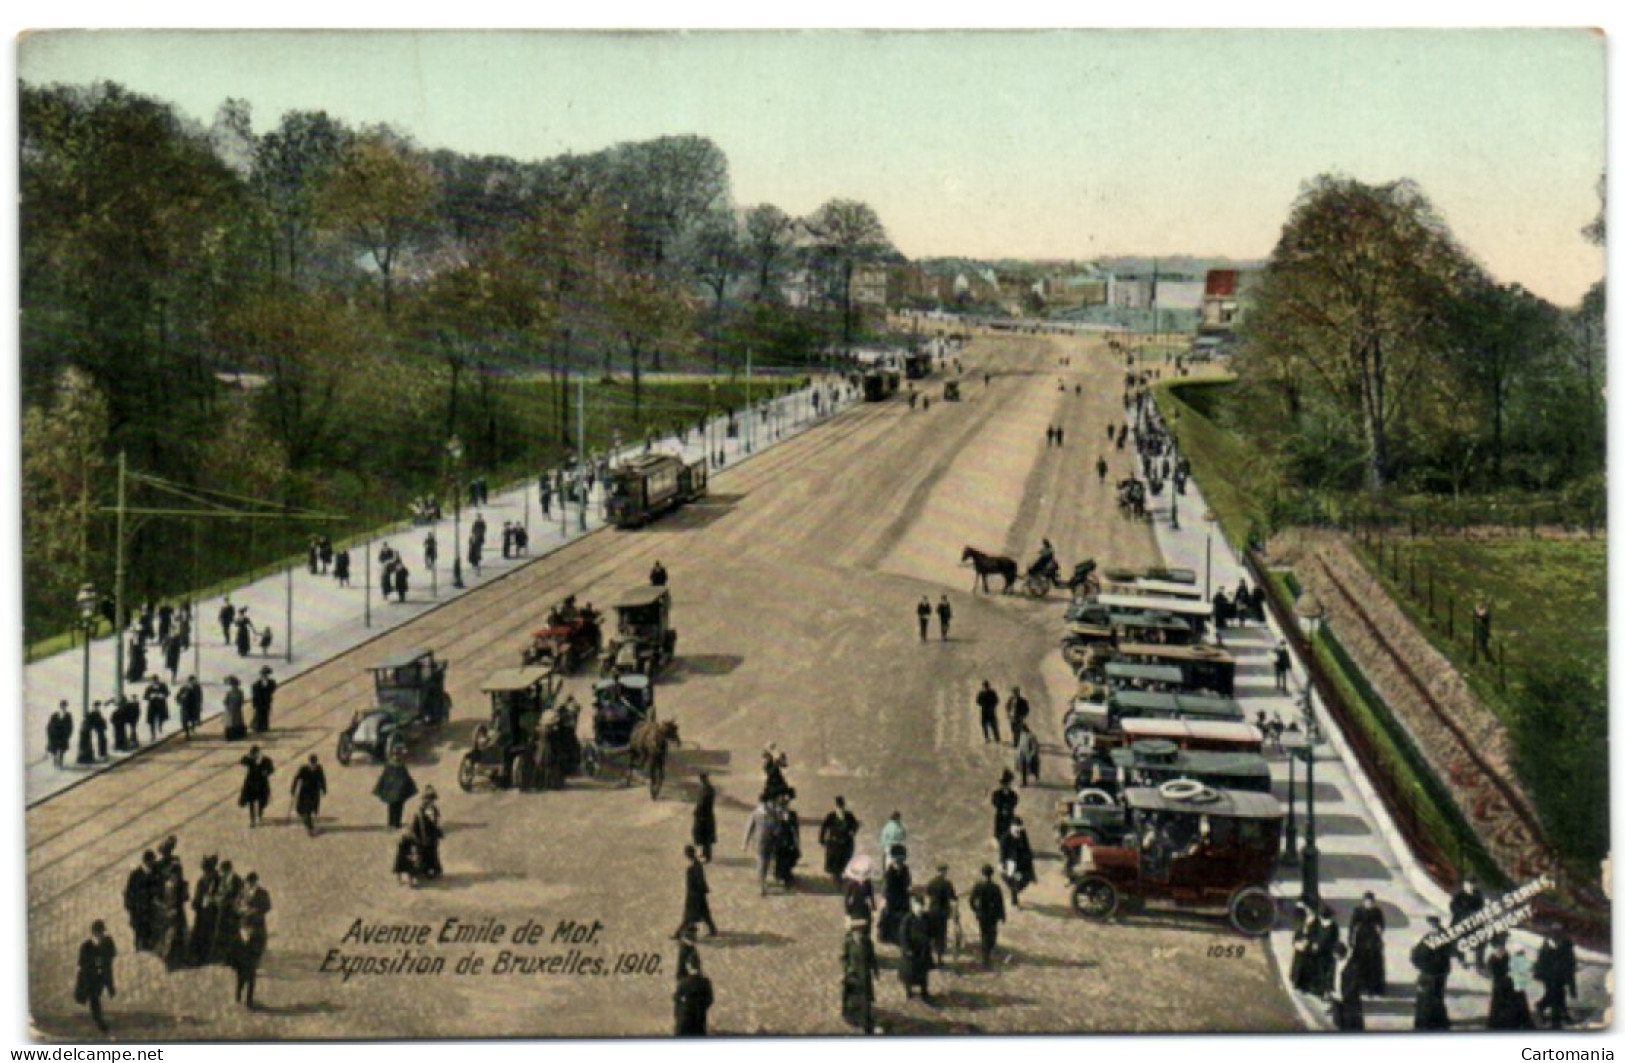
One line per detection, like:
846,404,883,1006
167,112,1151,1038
336,649,452,764
522,601,603,673
583,674,679,798
457,667,580,792
601,586,677,679
943,380,961,402
1024,558,1101,599
1116,478,1148,520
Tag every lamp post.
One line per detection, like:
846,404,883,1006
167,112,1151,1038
447,436,465,589
1297,595,1326,909
1282,733,1300,865
1169,409,1182,531
76,583,97,722
1203,509,1216,602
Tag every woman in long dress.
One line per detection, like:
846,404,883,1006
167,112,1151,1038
237,746,275,827
1348,893,1387,996
879,851,912,946
156,865,190,971
410,789,444,880
840,919,877,1034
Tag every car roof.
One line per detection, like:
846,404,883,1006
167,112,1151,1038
481,666,555,693
1109,748,1271,776
1116,642,1236,665
1121,718,1264,743
371,648,434,670
1105,662,1185,684
615,586,671,609
1095,593,1214,617
1123,786,1284,819
1114,690,1243,713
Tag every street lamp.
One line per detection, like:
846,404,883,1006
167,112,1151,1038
447,436,465,589
1203,509,1216,602
1297,595,1327,909
76,583,97,722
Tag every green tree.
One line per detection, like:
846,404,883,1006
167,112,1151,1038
802,199,893,346
317,128,437,318
21,368,111,632
743,203,798,299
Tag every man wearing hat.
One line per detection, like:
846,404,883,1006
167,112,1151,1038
672,950,714,1036
74,919,117,1033
925,864,960,967
374,747,418,829
898,893,936,1001
841,917,878,1034
411,788,443,880
968,865,1006,967
1411,915,1453,1030
675,845,718,939
291,754,327,836
176,675,203,740
46,701,74,769
819,797,860,887
250,667,277,734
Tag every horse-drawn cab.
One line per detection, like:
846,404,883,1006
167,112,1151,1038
458,666,568,792
523,601,603,673
584,674,654,776
337,649,452,765
1069,784,1284,936
601,587,676,678
943,380,961,402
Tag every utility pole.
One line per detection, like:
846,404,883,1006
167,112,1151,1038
113,451,127,708
746,348,753,454
577,375,588,532
285,564,294,663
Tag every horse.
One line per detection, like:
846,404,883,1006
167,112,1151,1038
961,546,1018,594
626,718,681,800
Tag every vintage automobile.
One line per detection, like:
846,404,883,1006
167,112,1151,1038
861,367,902,401
1064,689,1248,749
1104,740,1272,796
1112,642,1238,697
943,380,961,402
521,603,603,673
458,667,570,792
606,453,708,529
1091,593,1214,639
336,648,452,764
1061,602,1194,651
1099,577,1204,602
1119,718,1265,754
1102,565,1198,586
1069,784,1285,936
583,673,655,777
601,586,677,679
1054,787,1131,868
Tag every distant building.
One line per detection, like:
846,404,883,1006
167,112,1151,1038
1039,268,1109,309
1197,268,1260,337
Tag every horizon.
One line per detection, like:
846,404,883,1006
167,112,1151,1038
18,29,1606,306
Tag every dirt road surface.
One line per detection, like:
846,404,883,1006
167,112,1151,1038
27,332,1302,1039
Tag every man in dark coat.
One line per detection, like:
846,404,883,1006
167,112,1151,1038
176,676,203,739
990,770,1019,843
124,635,147,685
968,864,1006,967
1534,929,1578,1029
189,856,220,966
162,632,184,684
1348,892,1387,996
841,918,878,1034
238,746,275,827
976,680,1001,744
1274,641,1291,692
1412,915,1453,1030
650,561,669,586
334,550,351,586
157,603,174,645
47,701,74,768
819,796,860,886
143,676,169,740
916,597,931,641
1311,904,1341,996
74,920,117,1033
210,861,245,965
1330,942,1364,1030
924,864,959,967
79,701,108,763
675,845,718,938
291,754,327,835
123,852,159,951
935,595,952,640
250,667,277,733
374,749,418,828
673,954,714,1036
898,894,935,1001
110,695,140,752
1005,687,1030,747
691,773,717,862
234,872,271,1008
394,564,410,603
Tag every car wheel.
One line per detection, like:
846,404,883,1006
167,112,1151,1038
335,731,353,765
1071,874,1119,920
583,744,601,777
1229,886,1278,936
457,752,477,792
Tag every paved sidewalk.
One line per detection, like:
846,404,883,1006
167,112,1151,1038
1142,449,1609,1031
23,378,859,806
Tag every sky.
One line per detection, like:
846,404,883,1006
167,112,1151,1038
17,29,1606,304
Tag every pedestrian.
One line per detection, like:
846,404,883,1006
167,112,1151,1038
1015,723,1041,787
307,536,320,575
141,676,169,741
122,852,159,952
374,747,418,829
231,609,253,657
1274,641,1291,692
80,701,108,762
319,536,334,573
841,918,878,1035
1487,936,1534,1029
1474,601,1493,659
110,695,139,751
691,773,717,862
675,845,718,938
1348,891,1387,997
968,864,1006,967
976,680,1001,743
291,754,327,836
501,522,513,560
251,667,277,733
743,793,778,895
1411,915,1452,1030
879,811,908,862
394,830,421,887
238,745,275,827
924,864,959,967
188,856,219,966
1312,904,1340,995
650,561,669,587
1097,456,1108,483
1005,687,1030,747
1450,880,1488,969
157,603,174,645
935,594,952,640
672,953,714,1036
916,596,931,641
175,675,202,740
472,512,487,548
773,791,802,887
222,677,247,741
154,862,190,971
394,563,410,603
1534,928,1578,1029
424,531,438,572
999,818,1035,907
878,848,911,946
334,549,351,586
468,533,483,576
124,634,146,685
410,788,444,880
899,894,935,1001
163,632,184,684
47,701,74,768
1329,942,1364,1030
234,872,271,1008
74,920,117,1033
1056,426,1065,447
819,796,860,887
209,861,244,966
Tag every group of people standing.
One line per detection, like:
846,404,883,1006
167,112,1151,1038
915,595,952,641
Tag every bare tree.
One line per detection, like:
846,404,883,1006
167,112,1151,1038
802,199,892,346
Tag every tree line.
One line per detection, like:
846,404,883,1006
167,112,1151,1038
1234,174,1605,507
20,80,898,638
